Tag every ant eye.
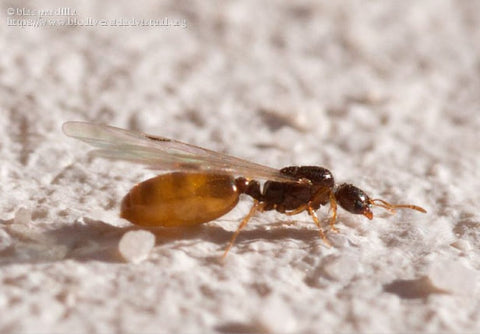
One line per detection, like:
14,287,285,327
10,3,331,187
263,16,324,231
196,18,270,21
354,200,364,210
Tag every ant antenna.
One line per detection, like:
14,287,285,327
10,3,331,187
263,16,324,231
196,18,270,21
369,198,427,214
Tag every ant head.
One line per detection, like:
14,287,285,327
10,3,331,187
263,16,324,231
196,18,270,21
334,184,374,219
334,183,427,219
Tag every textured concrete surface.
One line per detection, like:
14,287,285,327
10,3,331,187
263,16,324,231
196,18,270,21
1,0,480,333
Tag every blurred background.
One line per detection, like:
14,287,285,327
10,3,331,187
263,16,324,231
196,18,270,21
1,0,480,333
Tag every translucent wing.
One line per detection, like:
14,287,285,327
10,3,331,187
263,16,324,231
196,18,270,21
62,121,296,182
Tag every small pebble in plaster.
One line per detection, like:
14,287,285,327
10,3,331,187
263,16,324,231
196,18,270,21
254,296,297,333
0,229,12,251
323,254,359,281
428,259,477,295
450,239,472,252
63,121,427,258
9,208,51,244
14,207,31,225
118,230,155,263
258,108,308,132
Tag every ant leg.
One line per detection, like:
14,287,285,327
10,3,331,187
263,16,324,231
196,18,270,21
284,205,308,216
328,191,339,233
307,207,331,247
222,200,263,259
310,187,338,232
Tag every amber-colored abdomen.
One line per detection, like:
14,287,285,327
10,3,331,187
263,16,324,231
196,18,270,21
120,173,239,227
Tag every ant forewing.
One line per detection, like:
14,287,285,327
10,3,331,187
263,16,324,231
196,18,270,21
63,121,426,257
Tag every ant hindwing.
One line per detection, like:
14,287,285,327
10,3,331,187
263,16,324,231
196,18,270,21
63,121,427,257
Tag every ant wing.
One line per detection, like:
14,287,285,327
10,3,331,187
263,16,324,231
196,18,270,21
62,121,296,183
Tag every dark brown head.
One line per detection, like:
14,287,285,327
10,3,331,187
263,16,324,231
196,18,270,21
334,183,426,219
334,184,374,219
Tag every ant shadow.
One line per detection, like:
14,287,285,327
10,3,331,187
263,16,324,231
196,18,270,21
0,217,325,265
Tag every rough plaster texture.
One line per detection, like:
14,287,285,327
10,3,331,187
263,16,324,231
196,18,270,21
1,0,480,333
